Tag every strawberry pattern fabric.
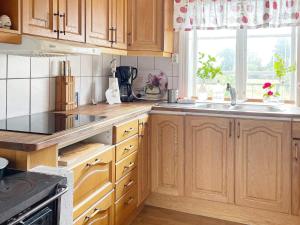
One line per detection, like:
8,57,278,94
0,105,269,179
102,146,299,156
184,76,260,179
174,0,300,31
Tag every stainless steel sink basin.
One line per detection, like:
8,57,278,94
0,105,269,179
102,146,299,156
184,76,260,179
230,104,284,112
196,103,232,110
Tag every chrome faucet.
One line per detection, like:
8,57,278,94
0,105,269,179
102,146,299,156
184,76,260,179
226,83,237,106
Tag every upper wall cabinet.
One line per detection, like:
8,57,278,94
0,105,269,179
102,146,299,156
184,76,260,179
86,0,127,49
127,0,173,55
23,0,85,42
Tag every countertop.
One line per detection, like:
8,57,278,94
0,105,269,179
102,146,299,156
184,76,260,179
0,102,154,152
2,101,300,152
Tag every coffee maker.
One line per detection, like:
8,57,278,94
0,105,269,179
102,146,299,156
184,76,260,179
116,66,138,102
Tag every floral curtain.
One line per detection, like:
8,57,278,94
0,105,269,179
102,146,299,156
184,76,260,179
174,0,300,31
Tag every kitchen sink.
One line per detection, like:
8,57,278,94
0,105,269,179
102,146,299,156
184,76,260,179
196,103,232,110
230,104,284,112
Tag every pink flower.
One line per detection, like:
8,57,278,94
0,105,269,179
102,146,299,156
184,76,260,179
263,82,272,89
267,91,274,96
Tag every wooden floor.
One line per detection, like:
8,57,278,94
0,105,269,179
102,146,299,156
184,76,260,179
131,206,244,225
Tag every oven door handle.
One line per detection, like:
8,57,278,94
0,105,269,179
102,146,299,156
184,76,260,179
7,185,68,225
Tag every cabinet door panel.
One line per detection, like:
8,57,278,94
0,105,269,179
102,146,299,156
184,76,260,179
138,115,151,205
151,115,184,196
292,140,300,216
235,119,291,213
86,0,111,46
58,0,85,42
127,0,163,51
22,0,58,38
111,0,127,49
185,116,234,203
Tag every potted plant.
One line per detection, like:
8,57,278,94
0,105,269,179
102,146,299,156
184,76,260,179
196,52,223,100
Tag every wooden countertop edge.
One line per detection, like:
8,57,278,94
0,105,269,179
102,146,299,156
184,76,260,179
0,105,153,152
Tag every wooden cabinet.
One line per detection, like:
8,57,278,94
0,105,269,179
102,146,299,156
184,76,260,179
86,0,127,48
185,116,234,203
23,0,84,42
58,0,85,42
151,114,184,196
127,0,163,51
235,119,291,213
137,115,151,205
292,139,300,216
86,0,111,47
111,0,127,49
22,0,58,38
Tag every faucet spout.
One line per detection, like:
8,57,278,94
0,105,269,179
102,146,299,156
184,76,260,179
226,83,237,106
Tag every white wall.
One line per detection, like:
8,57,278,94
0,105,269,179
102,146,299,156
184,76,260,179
0,54,179,119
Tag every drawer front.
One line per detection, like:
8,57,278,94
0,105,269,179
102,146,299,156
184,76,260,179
73,147,115,218
113,119,139,143
116,135,139,162
115,185,138,225
74,190,114,225
116,169,137,200
116,152,138,181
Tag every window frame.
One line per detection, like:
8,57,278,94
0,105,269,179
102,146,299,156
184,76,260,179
187,27,299,103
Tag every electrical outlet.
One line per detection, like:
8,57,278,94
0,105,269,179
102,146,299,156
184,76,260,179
172,53,179,64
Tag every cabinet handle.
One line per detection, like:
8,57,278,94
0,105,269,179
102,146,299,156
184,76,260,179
124,145,134,152
124,128,134,134
124,162,135,170
124,180,134,188
84,208,101,221
125,197,134,205
229,121,232,137
109,27,114,44
237,122,240,138
86,158,103,167
114,28,117,44
53,13,59,33
128,32,132,46
295,142,299,161
59,13,66,35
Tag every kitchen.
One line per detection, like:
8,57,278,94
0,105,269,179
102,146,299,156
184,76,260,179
0,1,299,225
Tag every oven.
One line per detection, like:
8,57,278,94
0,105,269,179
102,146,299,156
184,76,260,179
5,185,68,225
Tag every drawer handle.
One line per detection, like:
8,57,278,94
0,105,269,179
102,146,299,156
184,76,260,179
86,158,103,167
85,208,101,221
124,145,134,152
124,162,135,170
125,197,134,205
124,180,134,188
124,128,134,134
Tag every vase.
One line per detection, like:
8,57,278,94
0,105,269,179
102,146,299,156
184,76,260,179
197,81,208,101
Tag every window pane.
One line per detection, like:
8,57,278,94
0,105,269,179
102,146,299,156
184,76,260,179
246,28,294,100
193,30,236,97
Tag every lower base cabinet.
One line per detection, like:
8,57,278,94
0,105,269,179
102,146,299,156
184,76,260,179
292,140,300,216
74,190,114,225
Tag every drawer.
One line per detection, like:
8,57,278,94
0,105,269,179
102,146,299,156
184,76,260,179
74,190,114,225
115,185,138,225
116,135,139,162
113,119,139,144
293,122,300,139
72,146,115,219
116,151,138,181
115,169,137,200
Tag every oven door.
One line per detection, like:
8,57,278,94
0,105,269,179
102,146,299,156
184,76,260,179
20,207,53,225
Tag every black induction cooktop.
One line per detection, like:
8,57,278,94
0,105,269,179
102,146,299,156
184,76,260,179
0,112,106,135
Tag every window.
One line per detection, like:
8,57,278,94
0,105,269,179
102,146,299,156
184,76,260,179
188,27,297,102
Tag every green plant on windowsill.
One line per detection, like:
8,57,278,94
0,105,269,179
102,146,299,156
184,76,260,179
274,53,296,80
196,52,223,100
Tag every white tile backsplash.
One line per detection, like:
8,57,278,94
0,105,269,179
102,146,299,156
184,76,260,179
67,55,81,77
0,80,6,119
138,56,155,70
80,76,93,105
155,57,173,77
0,54,7,79
102,54,113,76
7,79,30,118
7,55,30,78
92,55,103,77
31,57,50,78
121,56,138,67
81,55,93,76
31,78,50,113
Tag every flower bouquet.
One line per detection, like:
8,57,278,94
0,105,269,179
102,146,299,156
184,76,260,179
262,82,280,104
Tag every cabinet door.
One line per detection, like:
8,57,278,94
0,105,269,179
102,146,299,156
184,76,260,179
151,114,184,196
236,119,291,213
185,116,234,203
111,0,127,49
58,0,85,42
127,0,163,51
137,115,151,205
86,0,111,47
22,0,58,38
292,140,300,216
